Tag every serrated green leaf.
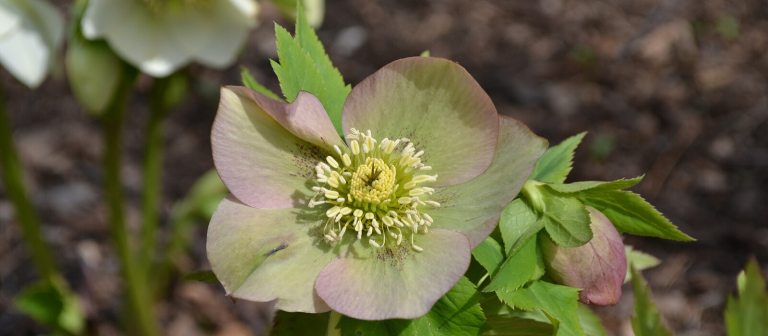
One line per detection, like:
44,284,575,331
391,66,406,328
339,277,485,336
630,267,672,336
579,190,693,241
546,176,643,194
271,8,350,133
725,259,768,336
624,246,660,283
531,133,586,184
496,281,585,336
540,190,592,247
473,237,505,275
14,279,84,335
499,199,543,256
484,238,544,292
483,315,553,336
240,67,281,101
577,304,607,336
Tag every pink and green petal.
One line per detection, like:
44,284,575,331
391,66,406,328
315,229,471,320
342,57,499,187
229,87,345,152
429,116,547,247
207,197,334,313
212,87,328,208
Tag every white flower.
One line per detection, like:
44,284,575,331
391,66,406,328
82,0,259,77
0,0,64,88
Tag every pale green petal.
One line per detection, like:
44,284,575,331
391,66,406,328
429,116,547,247
207,197,334,313
315,229,471,320
190,0,257,68
0,0,62,88
82,0,190,77
342,57,499,187
212,87,329,208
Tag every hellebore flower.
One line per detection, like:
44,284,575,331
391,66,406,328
81,0,258,77
541,206,627,305
207,57,546,320
0,0,63,88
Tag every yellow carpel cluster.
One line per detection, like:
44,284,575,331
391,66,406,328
309,129,439,251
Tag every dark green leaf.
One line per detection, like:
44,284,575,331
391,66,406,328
496,281,584,336
540,190,592,247
531,133,586,184
546,176,643,194
579,190,693,241
484,238,544,292
473,237,505,275
630,267,672,336
240,67,281,101
483,315,553,336
340,277,485,336
14,279,84,335
725,259,768,336
271,8,350,133
499,199,543,256
182,270,218,283
272,311,331,336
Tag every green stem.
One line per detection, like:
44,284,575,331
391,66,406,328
101,67,159,336
326,311,341,336
0,87,57,282
138,76,174,276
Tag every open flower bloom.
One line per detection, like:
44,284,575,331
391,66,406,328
207,57,546,320
81,0,258,77
0,0,63,88
541,207,627,306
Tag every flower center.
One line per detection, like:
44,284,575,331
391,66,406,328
309,129,439,251
350,158,396,205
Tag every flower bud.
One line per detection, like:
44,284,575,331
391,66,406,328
541,206,627,305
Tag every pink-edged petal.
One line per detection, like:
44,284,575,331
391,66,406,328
315,229,471,320
429,116,547,247
207,197,334,312
342,57,499,187
230,87,344,152
212,87,329,208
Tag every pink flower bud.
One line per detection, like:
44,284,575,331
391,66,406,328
541,207,627,305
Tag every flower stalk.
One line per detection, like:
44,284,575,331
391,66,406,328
101,66,159,336
139,74,183,279
0,87,57,282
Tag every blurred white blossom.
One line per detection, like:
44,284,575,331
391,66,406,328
82,0,259,77
0,0,64,88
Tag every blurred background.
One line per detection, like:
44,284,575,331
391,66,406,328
1,0,766,335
